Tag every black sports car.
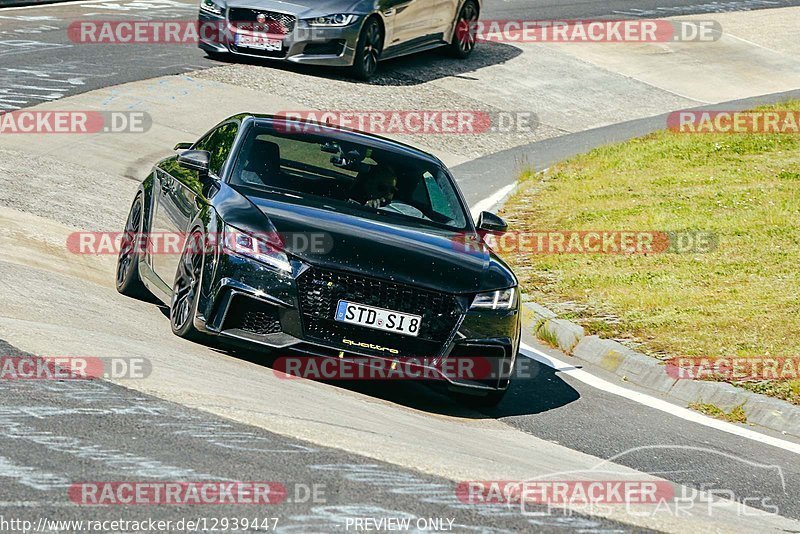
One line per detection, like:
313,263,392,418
116,114,520,406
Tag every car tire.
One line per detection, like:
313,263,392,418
116,194,152,300
448,0,479,59
170,230,206,341
351,17,383,81
451,387,508,408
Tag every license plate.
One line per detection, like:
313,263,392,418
335,300,421,338
235,33,282,51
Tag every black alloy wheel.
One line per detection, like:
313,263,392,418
170,231,205,340
116,194,151,299
352,17,384,81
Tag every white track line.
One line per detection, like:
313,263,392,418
520,342,800,455
470,183,516,220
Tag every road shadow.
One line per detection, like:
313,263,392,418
125,291,579,418
481,363,581,417
214,341,580,419
206,41,522,86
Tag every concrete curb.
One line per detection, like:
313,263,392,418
522,301,800,438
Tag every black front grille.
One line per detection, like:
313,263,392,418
228,8,296,34
304,40,345,56
297,268,463,357
224,295,282,336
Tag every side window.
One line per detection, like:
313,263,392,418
195,122,239,176
424,171,456,220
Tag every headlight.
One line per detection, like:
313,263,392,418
306,14,357,26
200,0,224,16
471,288,517,310
223,223,291,273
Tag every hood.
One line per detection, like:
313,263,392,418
223,188,516,294
225,0,371,17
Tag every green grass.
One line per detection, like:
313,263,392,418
536,321,560,349
688,402,748,424
501,101,800,405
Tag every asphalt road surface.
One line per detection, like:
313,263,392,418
1,341,648,534
2,332,799,530
1,0,800,111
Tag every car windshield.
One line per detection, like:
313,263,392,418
229,124,469,231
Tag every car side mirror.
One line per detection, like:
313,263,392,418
174,142,193,151
177,150,211,174
476,211,508,233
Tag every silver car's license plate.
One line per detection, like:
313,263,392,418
335,300,421,337
235,33,282,51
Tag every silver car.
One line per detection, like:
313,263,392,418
198,0,480,80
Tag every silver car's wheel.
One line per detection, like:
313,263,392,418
449,0,479,58
352,18,383,81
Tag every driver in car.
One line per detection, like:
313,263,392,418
350,164,398,208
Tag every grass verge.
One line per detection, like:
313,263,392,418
500,102,800,405
688,402,748,424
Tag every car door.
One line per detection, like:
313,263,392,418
381,0,435,49
150,121,239,288
429,0,461,40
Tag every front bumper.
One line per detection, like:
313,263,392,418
199,11,362,67
196,250,520,392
